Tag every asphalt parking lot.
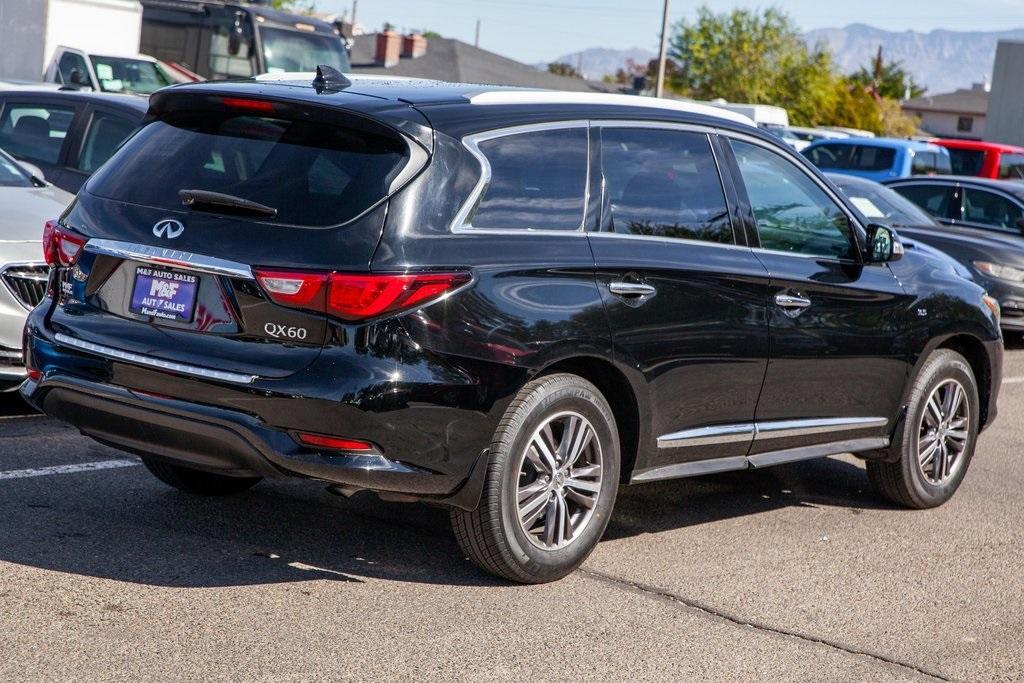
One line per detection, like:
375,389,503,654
1,344,1023,682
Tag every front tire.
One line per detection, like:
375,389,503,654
451,373,620,584
141,457,262,496
867,349,979,509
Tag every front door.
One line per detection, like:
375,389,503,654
589,124,771,477
725,137,913,455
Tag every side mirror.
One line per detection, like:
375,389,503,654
866,223,903,263
1016,218,1024,235
17,160,45,184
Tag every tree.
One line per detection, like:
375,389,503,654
850,48,926,100
271,0,316,13
668,7,838,126
547,63,581,79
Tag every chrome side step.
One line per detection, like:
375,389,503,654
631,436,889,484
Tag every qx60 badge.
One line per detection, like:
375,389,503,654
153,219,185,239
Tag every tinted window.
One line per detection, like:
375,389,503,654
600,128,732,244
0,152,32,187
962,188,1024,231
947,148,986,176
732,140,854,260
87,111,409,227
851,145,896,172
0,103,75,164
803,143,852,169
891,184,952,219
75,111,138,173
998,153,1024,181
57,51,90,87
471,128,587,231
90,56,171,95
804,143,895,172
911,151,952,176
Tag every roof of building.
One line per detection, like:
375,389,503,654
902,87,989,116
349,34,614,94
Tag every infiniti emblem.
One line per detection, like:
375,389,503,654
153,219,185,239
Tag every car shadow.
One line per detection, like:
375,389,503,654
0,452,894,589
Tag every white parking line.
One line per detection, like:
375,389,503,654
0,459,140,481
1003,377,1024,385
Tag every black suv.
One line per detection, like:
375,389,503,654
22,74,1003,583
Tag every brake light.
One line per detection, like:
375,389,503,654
42,220,86,267
254,269,470,322
296,433,374,452
222,97,275,113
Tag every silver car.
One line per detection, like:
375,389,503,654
0,149,71,389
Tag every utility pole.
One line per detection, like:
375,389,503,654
351,0,357,31
655,0,671,98
475,19,481,48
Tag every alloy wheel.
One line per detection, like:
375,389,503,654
917,379,970,485
515,411,603,550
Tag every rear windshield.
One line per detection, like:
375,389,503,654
947,148,985,176
86,111,409,226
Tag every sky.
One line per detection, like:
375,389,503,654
317,0,1024,63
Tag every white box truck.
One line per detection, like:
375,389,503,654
0,0,144,82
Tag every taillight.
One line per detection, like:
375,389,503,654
254,269,470,322
42,220,86,267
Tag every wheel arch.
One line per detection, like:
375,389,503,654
535,355,641,484
909,332,995,430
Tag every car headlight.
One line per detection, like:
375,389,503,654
973,261,1024,283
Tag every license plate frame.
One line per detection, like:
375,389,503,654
129,266,200,323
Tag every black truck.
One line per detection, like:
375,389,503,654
139,0,350,80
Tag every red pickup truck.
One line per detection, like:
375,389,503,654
933,139,1024,180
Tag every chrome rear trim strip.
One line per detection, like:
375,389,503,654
658,417,887,448
85,239,254,279
54,334,257,385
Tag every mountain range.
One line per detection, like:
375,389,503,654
544,24,1024,95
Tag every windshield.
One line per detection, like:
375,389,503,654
833,178,938,227
91,55,172,94
260,27,350,73
0,151,32,187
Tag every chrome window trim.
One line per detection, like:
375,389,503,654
658,416,888,448
451,120,591,234
85,239,254,279
716,128,867,263
54,333,257,385
587,231,753,252
0,261,48,312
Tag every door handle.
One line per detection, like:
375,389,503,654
609,281,657,297
774,293,811,309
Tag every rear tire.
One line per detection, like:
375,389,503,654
141,457,262,496
451,373,620,584
866,349,979,509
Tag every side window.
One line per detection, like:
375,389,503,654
469,127,587,231
803,143,851,170
962,188,1024,231
599,127,733,244
0,103,75,165
57,52,90,87
891,184,953,219
851,145,895,172
998,153,1024,181
208,23,255,78
912,151,952,176
75,111,138,173
731,139,854,260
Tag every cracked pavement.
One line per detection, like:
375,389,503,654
1,343,1023,681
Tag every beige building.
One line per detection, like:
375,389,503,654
902,84,989,140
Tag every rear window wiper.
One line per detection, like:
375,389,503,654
179,189,278,218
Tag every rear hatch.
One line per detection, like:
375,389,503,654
51,89,430,380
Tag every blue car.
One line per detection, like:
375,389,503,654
803,138,952,182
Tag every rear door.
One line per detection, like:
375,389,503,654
725,135,911,454
0,95,82,190
52,94,428,379
589,122,770,476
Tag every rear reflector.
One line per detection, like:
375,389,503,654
254,269,470,322
42,219,86,267
297,433,374,452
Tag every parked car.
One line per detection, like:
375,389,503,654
0,148,72,389
831,173,1024,329
884,176,1024,236
932,139,1024,181
0,88,147,193
44,47,176,95
803,138,952,182
786,126,850,144
21,75,1002,584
